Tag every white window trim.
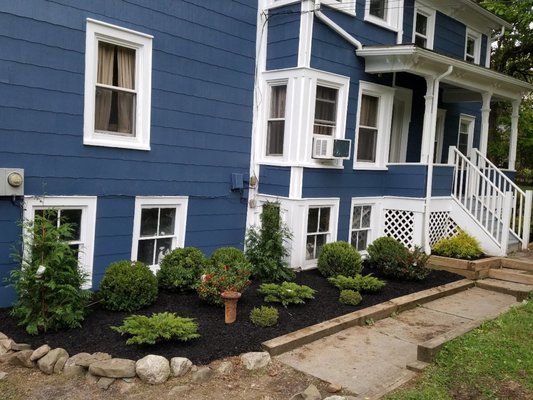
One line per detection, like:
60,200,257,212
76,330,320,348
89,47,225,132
349,198,382,255
264,0,299,9
84,19,153,151
23,196,97,289
131,196,188,273
457,114,475,157
412,3,435,50
259,67,350,169
265,80,289,158
364,0,402,32
353,81,395,170
321,0,356,16
464,28,481,64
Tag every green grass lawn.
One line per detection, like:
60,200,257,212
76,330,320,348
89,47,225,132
386,297,533,400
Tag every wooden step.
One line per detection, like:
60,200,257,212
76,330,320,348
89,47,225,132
476,278,533,301
501,258,533,272
487,268,533,285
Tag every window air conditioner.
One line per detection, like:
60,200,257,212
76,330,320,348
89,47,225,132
312,137,352,160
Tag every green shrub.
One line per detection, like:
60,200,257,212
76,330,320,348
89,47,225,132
249,306,279,327
245,202,295,282
99,260,158,312
328,274,386,292
432,229,483,260
317,241,363,278
209,247,248,268
258,281,315,307
339,290,362,306
157,247,207,291
10,211,90,335
111,312,200,345
197,261,252,306
367,237,431,281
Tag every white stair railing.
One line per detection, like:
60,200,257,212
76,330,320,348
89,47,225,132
448,146,514,253
472,149,532,250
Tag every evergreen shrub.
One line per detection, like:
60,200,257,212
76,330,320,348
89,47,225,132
209,247,248,268
157,247,207,291
339,289,362,306
327,273,386,292
432,229,483,260
99,260,158,312
317,241,363,278
258,281,315,307
249,306,279,327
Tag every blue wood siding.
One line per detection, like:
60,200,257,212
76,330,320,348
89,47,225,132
432,165,454,197
402,0,415,43
0,200,22,305
258,165,291,197
480,34,488,65
266,4,301,70
434,12,465,59
0,0,257,306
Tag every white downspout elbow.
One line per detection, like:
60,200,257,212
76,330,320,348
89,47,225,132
314,8,363,50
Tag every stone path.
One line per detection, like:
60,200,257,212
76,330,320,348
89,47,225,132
276,287,520,399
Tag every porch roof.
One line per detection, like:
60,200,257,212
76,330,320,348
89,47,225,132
356,45,533,102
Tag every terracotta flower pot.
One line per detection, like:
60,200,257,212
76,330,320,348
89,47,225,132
221,291,241,324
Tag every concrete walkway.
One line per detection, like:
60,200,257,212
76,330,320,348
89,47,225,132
276,287,520,399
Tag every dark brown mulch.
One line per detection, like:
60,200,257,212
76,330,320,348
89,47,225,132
0,267,462,365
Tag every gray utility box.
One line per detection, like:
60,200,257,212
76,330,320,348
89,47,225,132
0,168,24,196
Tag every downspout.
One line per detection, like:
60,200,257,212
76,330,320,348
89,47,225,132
314,2,363,50
423,66,453,254
486,26,505,68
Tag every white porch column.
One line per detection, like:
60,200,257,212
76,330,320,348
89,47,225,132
479,92,492,157
509,99,520,170
420,76,435,163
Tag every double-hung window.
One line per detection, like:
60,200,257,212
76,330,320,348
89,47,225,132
457,114,475,157
413,4,435,49
84,19,153,151
132,197,188,272
24,197,97,288
465,29,481,64
350,205,372,251
365,0,400,31
354,82,394,169
306,207,331,260
266,84,287,156
313,86,338,136
369,0,387,20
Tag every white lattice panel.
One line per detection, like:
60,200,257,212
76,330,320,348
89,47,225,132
429,211,459,246
384,209,414,248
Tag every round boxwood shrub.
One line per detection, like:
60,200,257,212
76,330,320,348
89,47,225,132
157,247,207,291
249,306,279,327
317,241,363,278
432,229,483,260
100,260,158,312
210,247,248,268
339,289,362,306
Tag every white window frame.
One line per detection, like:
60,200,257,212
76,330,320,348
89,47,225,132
464,28,481,64
321,0,356,16
260,68,350,169
265,80,289,157
364,0,402,32
84,19,153,151
412,3,435,49
457,114,475,157
23,196,97,289
131,196,188,273
349,200,379,254
353,81,395,170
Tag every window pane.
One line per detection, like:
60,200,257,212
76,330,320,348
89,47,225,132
314,86,337,136
319,207,330,232
155,238,173,264
466,37,475,55
270,85,286,118
360,95,378,127
315,233,327,258
267,120,285,155
140,208,159,237
458,133,469,154
352,206,362,229
61,209,83,240
97,42,135,90
138,239,155,265
416,13,427,35
306,235,316,260
159,208,176,236
361,206,372,228
415,35,427,48
357,230,368,251
357,127,378,162
95,87,136,135
35,209,58,227
307,208,319,233
370,0,386,19
69,244,80,259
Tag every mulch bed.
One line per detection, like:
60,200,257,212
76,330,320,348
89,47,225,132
0,267,462,365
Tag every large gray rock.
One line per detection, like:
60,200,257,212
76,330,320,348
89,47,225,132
54,356,68,374
191,366,214,384
135,355,170,385
97,377,115,390
0,332,8,340
11,343,32,351
0,339,14,351
38,348,69,375
63,354,88,377
170,357,192,377
241,352,271,370
75,352,111,368
290,384,322,400
8,350,36,368
30,344,51,361
89,358,136,378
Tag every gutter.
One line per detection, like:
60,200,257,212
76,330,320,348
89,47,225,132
424,65,454,254
313,2,362,50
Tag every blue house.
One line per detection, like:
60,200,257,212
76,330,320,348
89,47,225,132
0,0,531,307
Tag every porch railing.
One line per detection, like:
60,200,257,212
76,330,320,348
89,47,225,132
448,146,532,253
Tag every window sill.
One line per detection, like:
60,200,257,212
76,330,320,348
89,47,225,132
353,164,388,171
259,158,345,170
364,15,399,32
84,136,151,151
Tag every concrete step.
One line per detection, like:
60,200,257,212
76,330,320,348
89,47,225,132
487,268,533,285
476,278,533,301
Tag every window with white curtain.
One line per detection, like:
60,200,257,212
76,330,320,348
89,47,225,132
84,19,153,150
